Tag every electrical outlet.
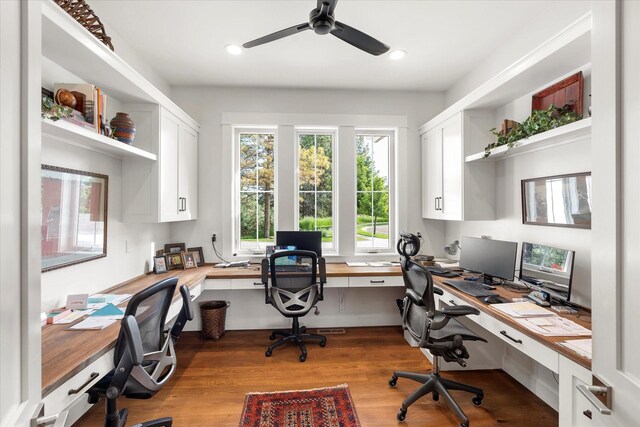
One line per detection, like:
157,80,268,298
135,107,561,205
211,233,217,243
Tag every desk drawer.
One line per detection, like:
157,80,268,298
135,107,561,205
232,278,266,290
42,350,113,417
204,278,232,290
349,276,404,287
324,277,348,288
439,290,559,373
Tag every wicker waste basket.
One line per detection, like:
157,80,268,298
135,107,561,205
200,301,230,340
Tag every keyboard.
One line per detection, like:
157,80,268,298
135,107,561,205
443,280,498,298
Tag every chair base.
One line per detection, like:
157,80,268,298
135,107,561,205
104,397,173,427
265,317,326,362
389,361,483,426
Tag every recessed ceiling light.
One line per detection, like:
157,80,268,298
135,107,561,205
225,44,242,55
389,50,407,60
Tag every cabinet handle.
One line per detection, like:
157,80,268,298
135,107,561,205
440,197,444,212
68,372,99,395
182,197,187,211
253,282,264,287
582,410,592,420
370,280,385,284
576,384,612,415
449,299,457,306
434,197,438,210
500,330,522,344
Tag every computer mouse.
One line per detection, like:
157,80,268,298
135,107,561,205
483,295,503,304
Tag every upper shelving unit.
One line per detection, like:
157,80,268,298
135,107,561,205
465,117,591,162
420,12,591,133
40,1,198,130
42,119,157,161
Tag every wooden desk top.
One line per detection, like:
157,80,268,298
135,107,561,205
431,276,592,370
41,266,212,397
203,263,402,279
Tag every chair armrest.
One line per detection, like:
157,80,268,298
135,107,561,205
261,258,271,304
170,285,194,343
406,289,424,306
440,305,480,317
122,315,143,365
434,286,444,295
318,257,326,300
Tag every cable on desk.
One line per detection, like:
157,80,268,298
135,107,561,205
212,240,230,263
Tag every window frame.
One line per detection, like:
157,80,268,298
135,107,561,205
294,128,338,254
233,127,278,255
354,129,396,254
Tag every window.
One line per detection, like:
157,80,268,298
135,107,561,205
297,131,335,251
237,130,275,251
356,131,393,251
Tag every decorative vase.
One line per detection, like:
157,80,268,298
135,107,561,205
110,112,136,144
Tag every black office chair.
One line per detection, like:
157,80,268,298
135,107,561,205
87,277,194,427
389,233,486,427
261,250,326,362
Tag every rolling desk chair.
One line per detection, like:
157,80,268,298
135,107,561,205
389,233,486,427
87,277,193,427
261,250,327,362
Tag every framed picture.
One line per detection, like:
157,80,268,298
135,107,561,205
164,243,186,254
181,251,197,270
153,255,168,274
155,249,165,257
521,172,592,229
41,165,108,272
187,247,205,266
166,253,184,270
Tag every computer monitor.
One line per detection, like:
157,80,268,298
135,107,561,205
519,242,575,303
276,231,322,257
459,236,518,283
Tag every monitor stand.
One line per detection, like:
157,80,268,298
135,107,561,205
482,273,494,285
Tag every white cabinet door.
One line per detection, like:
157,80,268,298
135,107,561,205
421,128,442,219
178,124,198,220
441,113,463,220
159,108,180,222
559,356,593,427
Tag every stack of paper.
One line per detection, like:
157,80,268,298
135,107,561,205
514,317,591,337
67,317,116,330
560,338,592,359
491,302,555,318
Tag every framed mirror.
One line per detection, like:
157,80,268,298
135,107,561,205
521,172,591,229
41,165,108,272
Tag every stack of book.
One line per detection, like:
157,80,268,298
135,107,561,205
53,83,108,134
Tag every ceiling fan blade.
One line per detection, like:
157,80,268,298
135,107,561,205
243,22,311,48
330,21,390,56
317,0,338,16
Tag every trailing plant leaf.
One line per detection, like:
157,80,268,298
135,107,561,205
41,96,74,122
484,104,581,157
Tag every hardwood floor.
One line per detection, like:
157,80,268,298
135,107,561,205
75,327,557,426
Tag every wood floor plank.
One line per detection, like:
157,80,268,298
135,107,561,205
75,327,557,426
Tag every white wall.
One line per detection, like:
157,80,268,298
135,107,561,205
40,142,170,312
169,87,446,262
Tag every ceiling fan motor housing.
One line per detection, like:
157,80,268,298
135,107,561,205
310,6,335,35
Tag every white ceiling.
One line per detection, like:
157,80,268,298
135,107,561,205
90,0,591,91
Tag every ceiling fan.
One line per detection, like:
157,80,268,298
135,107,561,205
242,0,390,56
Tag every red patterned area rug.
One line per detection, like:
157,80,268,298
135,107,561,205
239,384,362,427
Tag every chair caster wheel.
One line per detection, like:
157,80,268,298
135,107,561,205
388,376,398,387
299,354,307,362
432,392,439,401
265,350,272,357
319,339,327,347
396,408,407,422
472,395,483,406
269,334,276,340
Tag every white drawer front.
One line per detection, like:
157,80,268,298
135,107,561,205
439,290,559,373
204,278,232,290
231,278,266,290
349,275,404,287
325,277,348,288
42,350,113,417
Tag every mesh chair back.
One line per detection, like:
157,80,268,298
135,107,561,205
402,260,436,316
115,277,177,364
270,250,317,292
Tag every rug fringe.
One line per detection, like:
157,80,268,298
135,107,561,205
245,383,350,396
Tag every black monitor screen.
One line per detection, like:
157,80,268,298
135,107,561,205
276,231,322,257
519,242,575,302
459,236,518,282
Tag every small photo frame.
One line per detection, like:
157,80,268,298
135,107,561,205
187,247,205,266
164,243,186,254
181,251,197,270
155,249,165,257
166,253,184,270
153,255,168,274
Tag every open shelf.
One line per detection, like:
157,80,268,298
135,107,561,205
42,119,157,161
465,117,591,162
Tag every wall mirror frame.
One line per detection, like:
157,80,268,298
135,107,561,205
41,164,108,272
521,172,592,229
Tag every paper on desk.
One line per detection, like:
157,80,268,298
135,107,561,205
67,317,116,330
346,262,368,267
560,338,592,360
368,262,394,267
491,302,555,318
52,310,89,324
514,316,591,337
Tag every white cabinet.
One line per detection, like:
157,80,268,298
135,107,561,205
123,106,199,223
421,110,495,221
559,355,593,427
